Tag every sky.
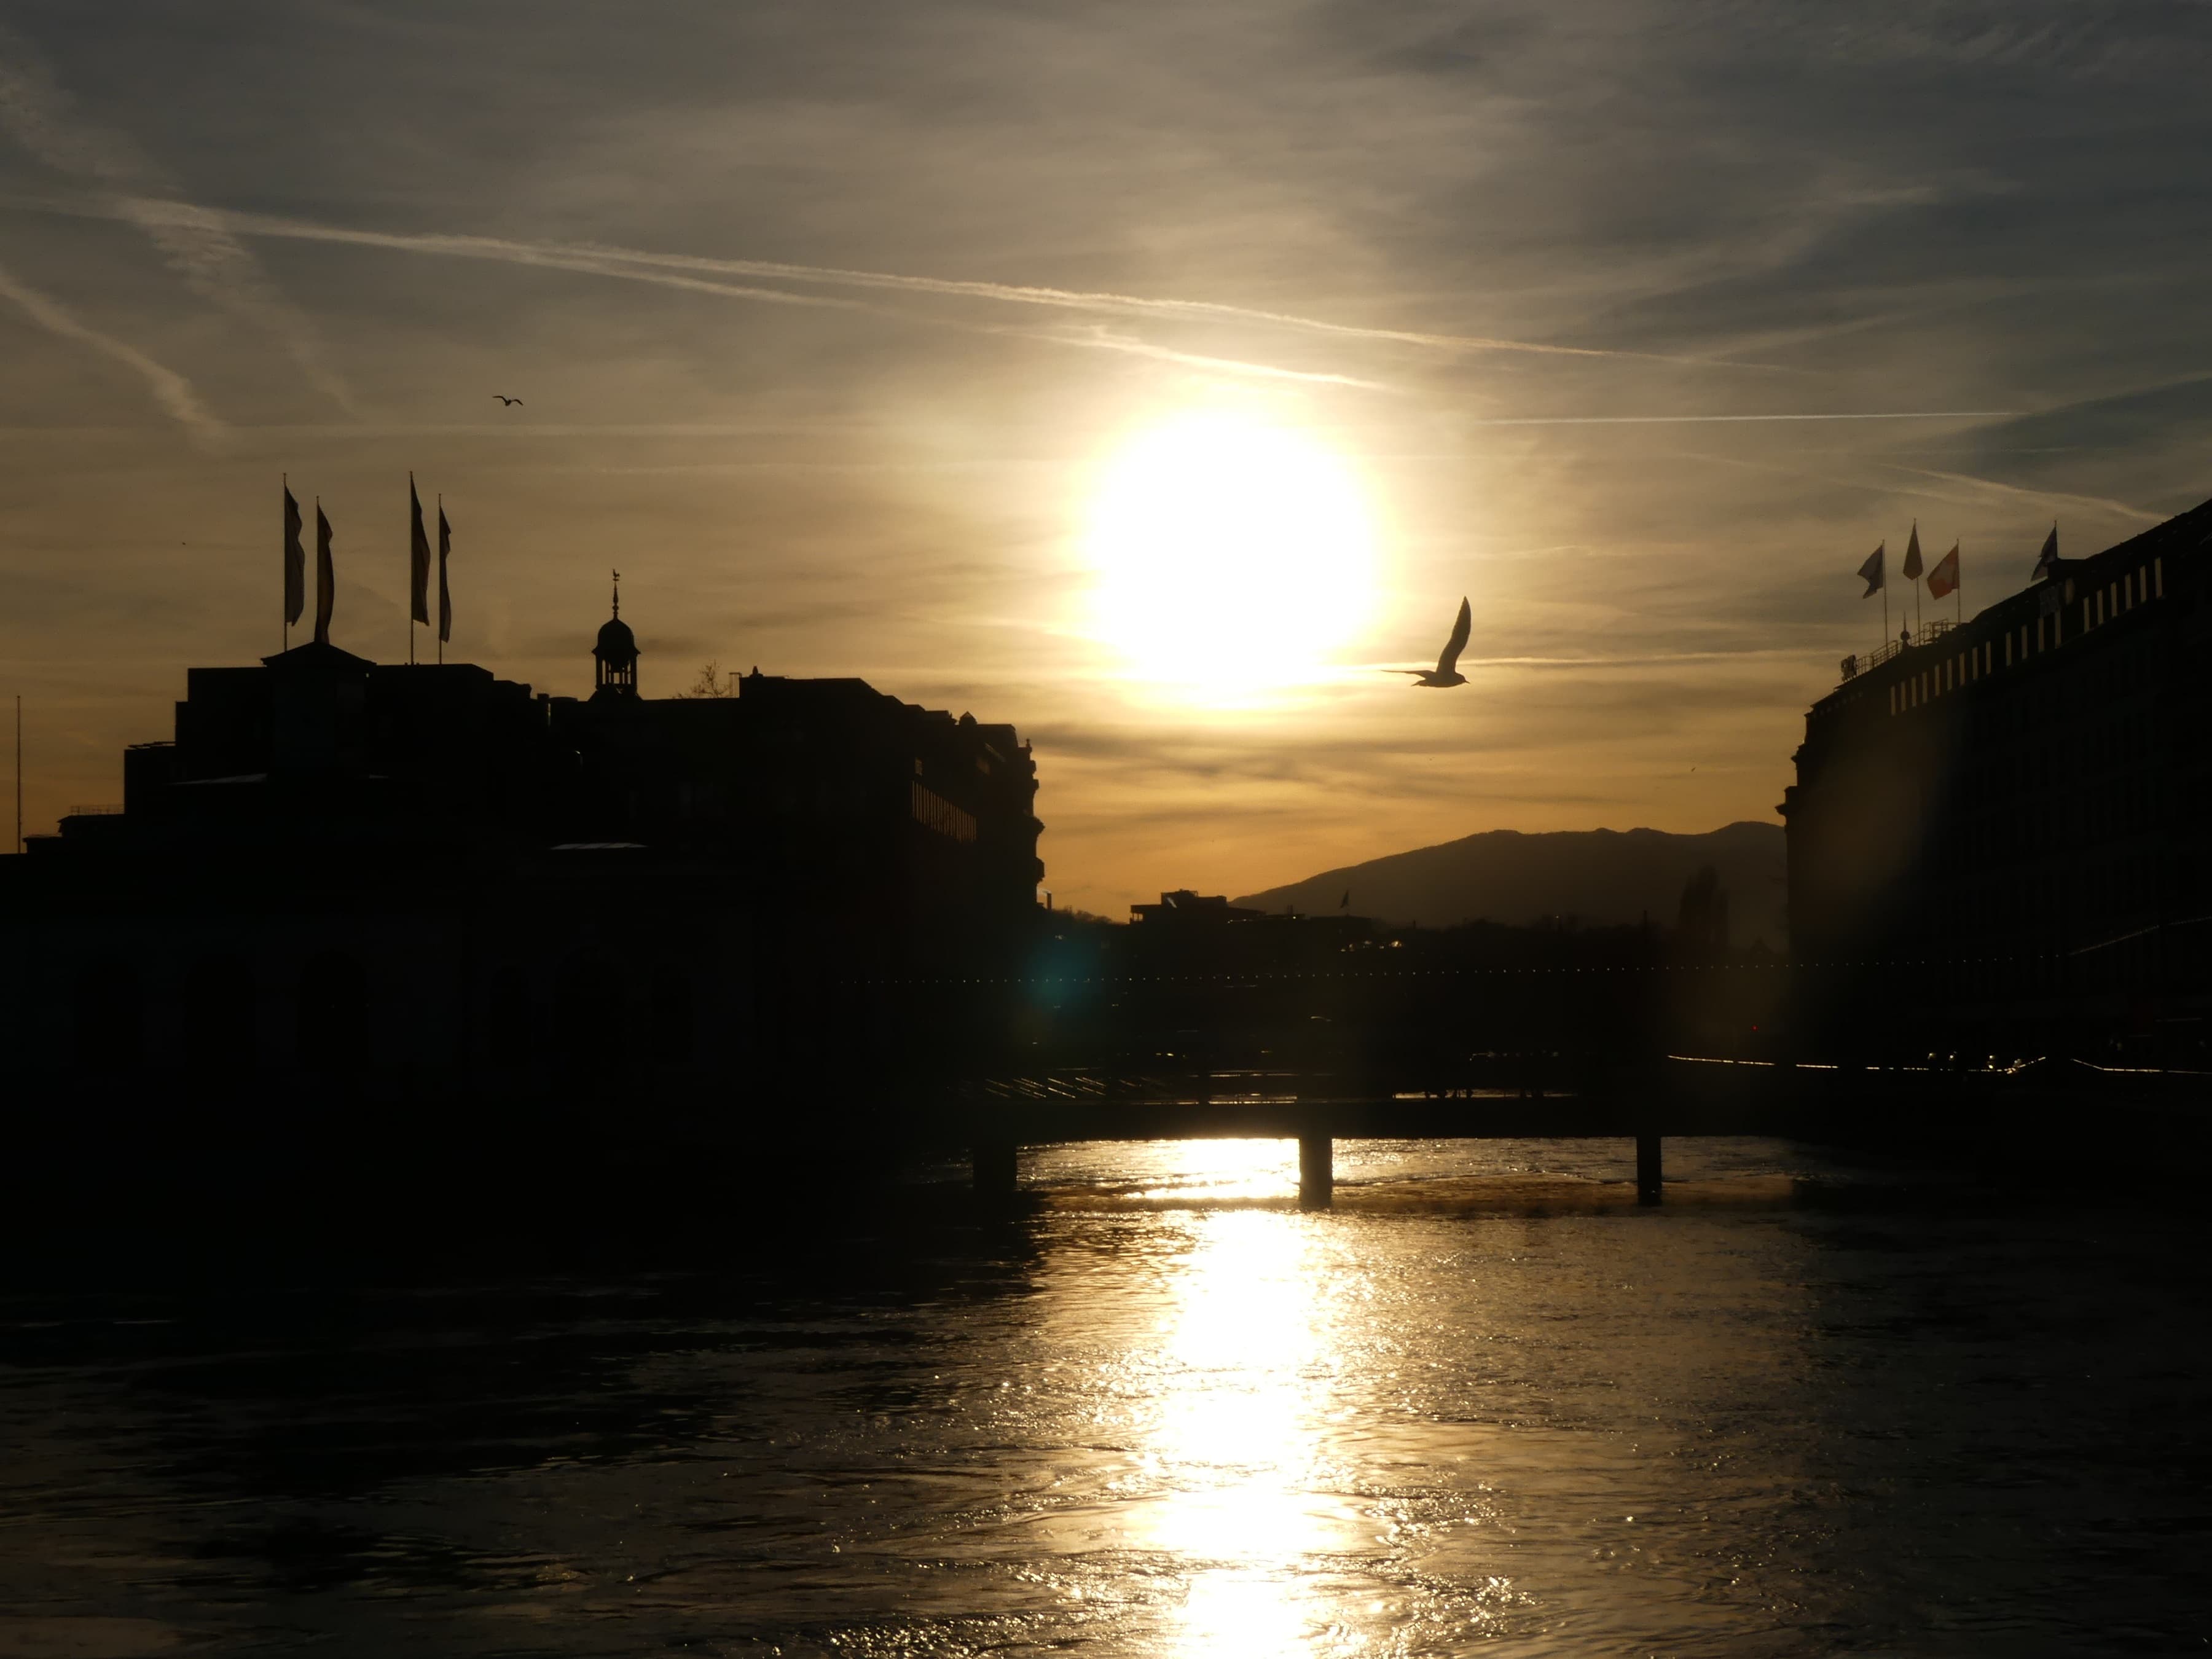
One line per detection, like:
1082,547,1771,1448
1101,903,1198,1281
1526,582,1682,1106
2,1,2210,914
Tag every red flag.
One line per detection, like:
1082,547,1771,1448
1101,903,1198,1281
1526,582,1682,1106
282,482,305,628
1901,524,1923,582
1928,542,1960,599
408,474,431,626
313,503,335,645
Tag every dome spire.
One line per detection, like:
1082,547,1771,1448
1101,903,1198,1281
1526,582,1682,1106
592,575,640,701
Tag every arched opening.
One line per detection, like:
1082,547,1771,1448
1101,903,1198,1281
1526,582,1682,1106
181,955,255,1077
651,967,695,1063
487,964,534,1067
71,959,144,1073
552,955,627,1081
296,952,367,1073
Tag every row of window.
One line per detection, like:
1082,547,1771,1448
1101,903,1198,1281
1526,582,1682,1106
1891,635,1997,712
1889,555,2165,717
911,780,978,844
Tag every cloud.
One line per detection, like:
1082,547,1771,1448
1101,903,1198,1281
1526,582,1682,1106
91,197,1746,370
0,255,223,444
0,18,358,415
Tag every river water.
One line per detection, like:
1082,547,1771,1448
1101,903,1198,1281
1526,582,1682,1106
2,1137,2206,1657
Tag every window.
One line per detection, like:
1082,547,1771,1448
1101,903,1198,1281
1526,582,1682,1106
911,780,978,843
72,960,144,1073
487,965,532,1064
651,968,696,1062
2155,556,2165,598
296,952,366,1073
181,955,253,1075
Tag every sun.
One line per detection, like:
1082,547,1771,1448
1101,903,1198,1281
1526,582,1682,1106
1085,411,1378,699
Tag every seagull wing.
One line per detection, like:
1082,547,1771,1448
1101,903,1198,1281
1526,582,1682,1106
1436,597,1472,675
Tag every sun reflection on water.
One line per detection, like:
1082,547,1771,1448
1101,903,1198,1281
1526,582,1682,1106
1128,1139,1301,1203
1144,1204,1347,1655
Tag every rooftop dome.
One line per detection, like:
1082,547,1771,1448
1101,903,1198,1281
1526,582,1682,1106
594,614,637,662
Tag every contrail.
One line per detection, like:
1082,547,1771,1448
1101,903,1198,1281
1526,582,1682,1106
1872,463,2165,523
0,22,358,415
0,256,224,444
1049,326,1392,388
111,198,1747,369
1461,410,2010,426
85,200,1382,388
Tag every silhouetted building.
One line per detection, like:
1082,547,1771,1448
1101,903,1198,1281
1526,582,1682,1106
1129,890,1265,925
1781,497,2212,1062
0,591,1043,1112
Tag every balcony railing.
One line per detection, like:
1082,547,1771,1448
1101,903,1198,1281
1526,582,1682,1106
1838,616,1958,682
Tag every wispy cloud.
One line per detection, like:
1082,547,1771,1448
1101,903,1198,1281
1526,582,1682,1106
0,20,357,415
0,255,223,444
100,197,1751,370
1872,463,2165,523
1459,410,2011,426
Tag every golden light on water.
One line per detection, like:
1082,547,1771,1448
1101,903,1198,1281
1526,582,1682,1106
1145,1202,1347,1655
1085,412,1378,702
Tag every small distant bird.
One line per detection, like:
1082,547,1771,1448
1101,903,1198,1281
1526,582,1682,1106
1396,596,1472,688
493,394,523,406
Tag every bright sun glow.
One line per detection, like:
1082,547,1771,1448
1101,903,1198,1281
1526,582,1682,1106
1086,411,1377,700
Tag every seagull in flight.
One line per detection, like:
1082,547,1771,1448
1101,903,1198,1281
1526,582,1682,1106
1397,596,1472,688
493,394,523,406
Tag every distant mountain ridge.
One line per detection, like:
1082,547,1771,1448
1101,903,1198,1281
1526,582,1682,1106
1233,822,1787,950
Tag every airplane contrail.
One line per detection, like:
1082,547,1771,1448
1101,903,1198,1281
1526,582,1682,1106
1460,410,2010,426
0,256,224,444
103,197,1750,370
0,23,358,415
1872,463,2165,523
77,198,1381,388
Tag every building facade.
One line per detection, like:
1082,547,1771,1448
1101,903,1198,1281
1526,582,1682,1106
1781,498,2212,1063
0,598,1045,1123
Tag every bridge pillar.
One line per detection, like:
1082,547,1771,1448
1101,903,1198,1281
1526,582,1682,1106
1636,1134,1662,1206
1298,1135,1333,1209
972,1139,1018,1201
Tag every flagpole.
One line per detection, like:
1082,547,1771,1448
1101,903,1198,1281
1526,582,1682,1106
281,473,290,654
436,493,444,665
13,694,20,855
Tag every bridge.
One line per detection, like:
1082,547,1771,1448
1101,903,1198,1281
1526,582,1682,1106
946,1055,2210,1206
951,1063,1793,1207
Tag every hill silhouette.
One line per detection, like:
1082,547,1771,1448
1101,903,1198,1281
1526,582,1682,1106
1234,822,1787,949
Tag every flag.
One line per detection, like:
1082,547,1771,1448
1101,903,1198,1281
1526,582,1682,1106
1338,890,1350,909
282,484,305,627
1928,541,1960,599
436,502,453,644
408,474,431,626
2032,524,2059,580
1901,524,1923,582
1857,542,1885,597
314,503,335,645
